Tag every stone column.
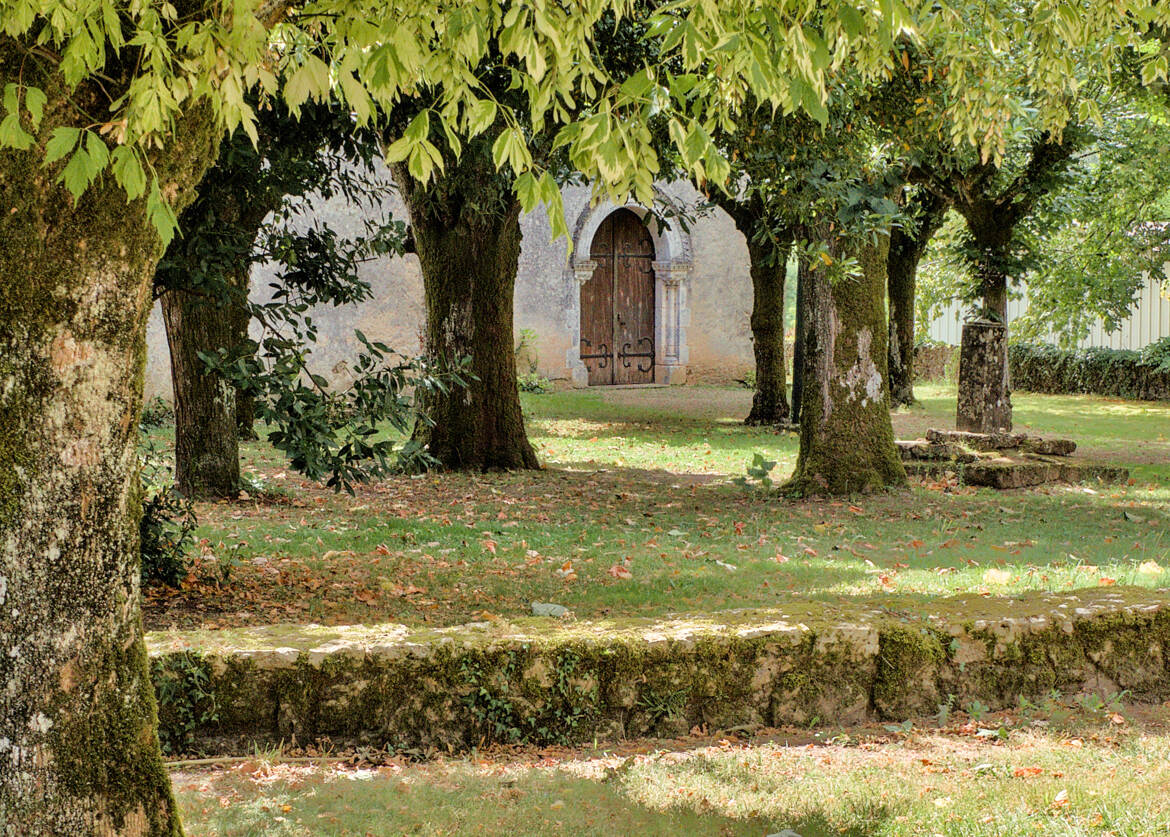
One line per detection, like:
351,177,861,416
566,261,597,387
956,319,1012,432
653,260,688,385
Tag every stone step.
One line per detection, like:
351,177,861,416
148,589,1168,756
924,429,1077,456
905,459,1128,488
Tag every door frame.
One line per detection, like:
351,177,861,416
565,195,693,387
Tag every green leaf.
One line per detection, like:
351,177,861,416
0,113,33,149
404,110,430,143
44,127,80,164
84,130,109,168
838,5,864,39
60,147,98,199
111,146,147,201
466,98,497,136
514,171,539,212
24,86,45,128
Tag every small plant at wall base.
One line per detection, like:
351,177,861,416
152,651,219,756
459,649,598,746
515,328,551,393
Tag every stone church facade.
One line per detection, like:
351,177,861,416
143,179,757,400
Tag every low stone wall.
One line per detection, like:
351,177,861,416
915,343,959,382
148,589,1170,755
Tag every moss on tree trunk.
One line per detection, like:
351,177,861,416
744,236,791,425
394,152,538,471
0,59,218,835
787,231,906,496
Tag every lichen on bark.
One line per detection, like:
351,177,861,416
0,47,219,835
787,228,906,496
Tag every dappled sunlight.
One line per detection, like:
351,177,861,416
175,702,1170,837
143,386,1170,633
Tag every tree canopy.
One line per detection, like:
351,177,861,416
4,0,1168,244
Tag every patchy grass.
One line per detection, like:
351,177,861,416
144,385,1170,631
175,702,1170,836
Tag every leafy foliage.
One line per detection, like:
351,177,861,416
1009,342,1170,400
151,652,219,756
139,443,196,588
460,649,597,746
4,0,1169,243
158,98,466,493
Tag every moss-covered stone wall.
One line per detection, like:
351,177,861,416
148,588,1170,755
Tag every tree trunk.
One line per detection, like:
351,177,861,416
0,69,218,835
396,158,538,470
886,226,919,407
791,254,808,426
161,284,242,499
228,271,258,440
787,232,906,495
744,236,791,425
887,191,948,407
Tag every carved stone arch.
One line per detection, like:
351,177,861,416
565,190,693,386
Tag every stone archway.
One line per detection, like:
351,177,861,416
565,192,693,387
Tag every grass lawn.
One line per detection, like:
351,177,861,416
144,384,1170,631
175,700,1170,836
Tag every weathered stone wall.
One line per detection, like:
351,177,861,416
149,588,1170,755
143,178,755,400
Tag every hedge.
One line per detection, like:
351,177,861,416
1009,341,1170,401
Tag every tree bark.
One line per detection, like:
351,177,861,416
228,271,258,440
394,155,538,471
0,65,218,835
161,285,242,499
787,231,906,495
743,235,792,425
791,254,808,426
886,192,948,407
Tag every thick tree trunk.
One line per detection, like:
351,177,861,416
0,68,217,835
744,237,791,425
396,159,538,470
161,286,241,499
787,232,906,495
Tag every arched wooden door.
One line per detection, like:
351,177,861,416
580,209,656,385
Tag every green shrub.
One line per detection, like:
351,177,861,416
139,446,197,588
1140,336,1170,375
1009,341,1170,400
517,372,552,394
140,396,174,428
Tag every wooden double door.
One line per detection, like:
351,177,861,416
580,209,656,385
